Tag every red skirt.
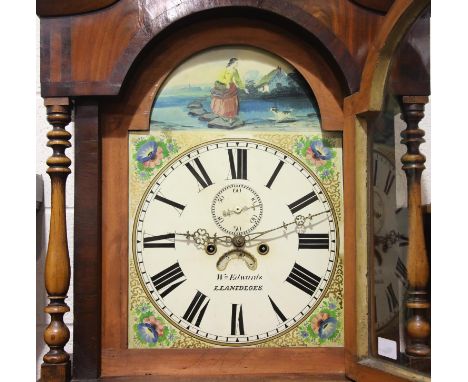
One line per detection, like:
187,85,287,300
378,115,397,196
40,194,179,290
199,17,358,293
211,83,239,118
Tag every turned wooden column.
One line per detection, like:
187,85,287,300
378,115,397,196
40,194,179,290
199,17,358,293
399,96,430,357
41,98,72,382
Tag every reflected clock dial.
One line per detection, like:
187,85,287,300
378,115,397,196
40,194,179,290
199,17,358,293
372,149,409,330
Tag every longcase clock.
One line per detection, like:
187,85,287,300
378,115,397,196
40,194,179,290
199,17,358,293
121,44,345,369
37,1,430,381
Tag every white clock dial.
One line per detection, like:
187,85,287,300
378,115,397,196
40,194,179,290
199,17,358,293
372,150,409,330
133,139,338,345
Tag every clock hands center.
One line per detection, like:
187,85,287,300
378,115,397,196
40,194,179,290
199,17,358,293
174,228,254,265
222,203,262,217
217,234,258,271
173,210,328,251
173,210,329,265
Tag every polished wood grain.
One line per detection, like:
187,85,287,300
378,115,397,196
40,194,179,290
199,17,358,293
290,0,384,68
101,348,345,378
347,360,410,382
347,0,429,115
38,0,387,97
114,376,349,382
390,6,430,96
116,0,360,92
399,96,430,357
350,0,395,13
73,99,102,379
100,104,129,353
37,0,119,17
342,110,359,370
70,374,350,382
41,98,72,382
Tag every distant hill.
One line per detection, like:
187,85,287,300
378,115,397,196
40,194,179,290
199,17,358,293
158,67,317,102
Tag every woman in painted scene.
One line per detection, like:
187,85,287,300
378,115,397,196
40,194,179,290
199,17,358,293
211,58,248,123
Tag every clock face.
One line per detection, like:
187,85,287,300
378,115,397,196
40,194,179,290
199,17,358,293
372,150,408,330
133,139,338,345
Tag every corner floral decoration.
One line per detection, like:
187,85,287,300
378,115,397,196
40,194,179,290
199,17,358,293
298,299,341,345
133,136,179,181
294,136,336,180
133,303,177,348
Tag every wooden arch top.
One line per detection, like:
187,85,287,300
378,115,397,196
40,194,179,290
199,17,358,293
39,0,378,98
345,0,430,115
102,17,347,133
36,0,120,17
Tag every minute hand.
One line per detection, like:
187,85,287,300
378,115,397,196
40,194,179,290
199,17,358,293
245,210,329,241
223,203,261,216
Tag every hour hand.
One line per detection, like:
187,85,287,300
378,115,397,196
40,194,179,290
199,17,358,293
222,204,261,217
175,228,232,247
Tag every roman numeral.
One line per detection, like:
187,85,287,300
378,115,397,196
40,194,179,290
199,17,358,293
155,194,185,211
228,148,247,180
231,304,245,335
151,262,186,298
266,161,284,188
286,262,321,296
185,158,213,189
395,257,408,285
268,296,287,323
143,233,175,248
182,291,210,327
384,170,395,195
287,191,318,214
385,283,399,313
373,159,378,187
298,233,329,249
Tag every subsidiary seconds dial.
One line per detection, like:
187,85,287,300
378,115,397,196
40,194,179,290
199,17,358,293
133,139,338,346
211,184,263,235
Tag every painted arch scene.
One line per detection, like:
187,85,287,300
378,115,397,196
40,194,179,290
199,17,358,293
150,47,321,131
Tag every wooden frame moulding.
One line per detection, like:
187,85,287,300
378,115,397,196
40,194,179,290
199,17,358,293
39,0,365,98
343,0,430,381
37,0,119,17
73,98,102,380
99,17,349,379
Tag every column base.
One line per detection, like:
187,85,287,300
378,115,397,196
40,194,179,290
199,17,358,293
40,361,71,382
